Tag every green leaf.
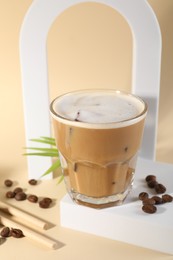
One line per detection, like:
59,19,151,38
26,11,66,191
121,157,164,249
29,138,56,146
23,152,58,157
40,136,56,142
23,147,58,153
23,136,63,184
57,174,64,184
41,159,61,177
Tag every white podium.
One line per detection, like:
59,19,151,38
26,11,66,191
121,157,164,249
60,158,173,255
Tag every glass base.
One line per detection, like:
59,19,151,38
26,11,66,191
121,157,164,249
68,188,131,209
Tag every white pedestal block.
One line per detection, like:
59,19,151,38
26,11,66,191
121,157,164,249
60,158,173,254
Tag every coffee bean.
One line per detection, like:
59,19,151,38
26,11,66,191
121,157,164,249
27,194,38,203
147,180,158,188
155,183,166,194
42,197,52,204
0,227,11,237
145,175,157,183
139,174,173,215
151,196,163,205
39,199,50,208
13,187,23,194
11,228,24,238
4,179,13,187
15,192,27,201
142,204,157,214
28,179,37,185
162,194,173,203
6,191,15,198
138,192,149,201
142,198,156,205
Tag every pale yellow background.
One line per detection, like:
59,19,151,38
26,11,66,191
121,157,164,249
0,1,173,259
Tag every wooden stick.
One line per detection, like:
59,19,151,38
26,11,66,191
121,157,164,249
0,210,58,250
0,201,49,230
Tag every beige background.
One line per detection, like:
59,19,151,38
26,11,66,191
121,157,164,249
0,0,173,171
0,1,173,259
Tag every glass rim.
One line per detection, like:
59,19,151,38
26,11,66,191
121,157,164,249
50,89,147,129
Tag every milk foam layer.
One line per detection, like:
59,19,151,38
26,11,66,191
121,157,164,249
52,90,145,124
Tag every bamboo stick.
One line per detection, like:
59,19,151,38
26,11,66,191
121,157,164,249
0,201,49,229
0,210,58,250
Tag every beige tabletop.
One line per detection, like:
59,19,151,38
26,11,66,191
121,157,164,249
0,161,172,260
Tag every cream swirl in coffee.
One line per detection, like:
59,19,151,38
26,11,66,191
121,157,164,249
51,90,145,124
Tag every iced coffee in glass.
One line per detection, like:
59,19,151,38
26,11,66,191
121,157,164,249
50,89,147,208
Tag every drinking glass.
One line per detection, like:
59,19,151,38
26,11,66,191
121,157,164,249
50,90,147,208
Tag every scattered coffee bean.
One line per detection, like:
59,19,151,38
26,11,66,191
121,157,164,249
13,187,23,194
147,180,158,188
28,179,37,185
145,175,156,183
27,194,38,203
151,196,163,205
155,183,166,194
39,199,51,208
6,191,15,198
11,228,24,238
3,179,55,211
145,175,167,195
142,198,156,205
0,227,11,238
42,197,52,204
142,204,157,214
15,192,27,201
162,194,173,203
138,192,149,201
139,174,173,214
4,179,13,187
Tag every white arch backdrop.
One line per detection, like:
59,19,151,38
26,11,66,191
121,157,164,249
20,0,161,179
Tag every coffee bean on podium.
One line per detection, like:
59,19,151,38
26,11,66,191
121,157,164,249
155,183,166,194
142,204,157,214
142,198,156,205
147,180,158,188
162,194,173,203
145,175,156,183
151,196,163,205
138,192,149,201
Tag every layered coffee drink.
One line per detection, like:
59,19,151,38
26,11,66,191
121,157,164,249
50,90,147,208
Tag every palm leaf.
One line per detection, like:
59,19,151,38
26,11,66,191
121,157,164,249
24,136,62,182
57,174,64,184
23,152,58,157
23,147,58,153
29,138,56,146
41,159,61,177
40,136,56,142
